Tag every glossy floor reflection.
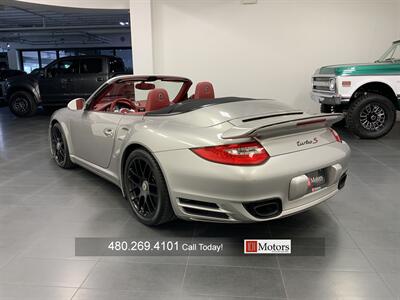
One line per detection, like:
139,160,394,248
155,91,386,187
0,107,399,300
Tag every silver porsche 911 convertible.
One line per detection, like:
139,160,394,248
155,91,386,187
49,75,350,225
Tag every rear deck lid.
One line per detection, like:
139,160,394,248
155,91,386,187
258,128,336,156
146,98,302,127
224,113,343,156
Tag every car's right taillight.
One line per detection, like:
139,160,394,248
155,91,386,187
329,128,342,143
191,141,269,166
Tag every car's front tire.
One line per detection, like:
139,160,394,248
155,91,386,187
346,93,396,139
50,123,75,169
9,91,37,117
123,149,175,226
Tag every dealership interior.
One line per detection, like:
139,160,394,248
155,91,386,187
0,0,400,299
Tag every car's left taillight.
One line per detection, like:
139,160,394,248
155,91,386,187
329,128,342,143
191,141,269,166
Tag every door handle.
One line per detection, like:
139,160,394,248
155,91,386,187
96,77,104,82
103,128,114,137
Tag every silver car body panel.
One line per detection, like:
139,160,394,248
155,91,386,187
50,78,350,222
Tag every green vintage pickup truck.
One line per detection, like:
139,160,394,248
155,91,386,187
311,41,400,139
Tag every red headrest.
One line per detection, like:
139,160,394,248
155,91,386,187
146,88,170,111
194,81,215,100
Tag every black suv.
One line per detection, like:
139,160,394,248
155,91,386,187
0,69,26,103
5,55,127,117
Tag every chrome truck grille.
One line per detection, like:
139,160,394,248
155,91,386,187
312,77,333,92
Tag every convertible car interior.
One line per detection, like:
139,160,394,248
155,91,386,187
89,75,215,115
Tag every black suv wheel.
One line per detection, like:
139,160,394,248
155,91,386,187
346,93,396,139
9,91,37,117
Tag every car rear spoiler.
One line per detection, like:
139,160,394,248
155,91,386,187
221,113,343,139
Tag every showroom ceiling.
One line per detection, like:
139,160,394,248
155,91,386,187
0,5,129,28
0,1,130,45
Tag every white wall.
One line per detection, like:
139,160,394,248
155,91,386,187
152,0,399,112
130,0,154,73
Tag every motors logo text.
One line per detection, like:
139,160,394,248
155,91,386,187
244,239,291,254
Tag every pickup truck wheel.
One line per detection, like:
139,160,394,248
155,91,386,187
346,93,396,139
9,91,37,117
123,149,175,226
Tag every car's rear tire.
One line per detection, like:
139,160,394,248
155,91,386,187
50,123,75,169
123,149,175,226
346,93,396,139
9,91,37,117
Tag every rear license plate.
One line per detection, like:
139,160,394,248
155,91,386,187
305,169,327,192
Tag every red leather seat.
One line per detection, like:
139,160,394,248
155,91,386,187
145,88,170,111
194,81,215,100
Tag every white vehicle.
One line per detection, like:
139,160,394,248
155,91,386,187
312,41,400,139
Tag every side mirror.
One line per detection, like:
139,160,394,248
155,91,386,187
67,98,85,111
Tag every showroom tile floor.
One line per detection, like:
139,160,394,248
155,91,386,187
0,106,399,300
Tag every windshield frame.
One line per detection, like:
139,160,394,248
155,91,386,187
377,43,400,62
85,75,193,110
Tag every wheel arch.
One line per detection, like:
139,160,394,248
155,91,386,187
50,118,59,127
49,117,74,157
6,86,39,104
119,143,154,196
118,142,175,207
119,142,176,225
350,81,399,110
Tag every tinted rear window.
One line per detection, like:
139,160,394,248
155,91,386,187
80,58,102,74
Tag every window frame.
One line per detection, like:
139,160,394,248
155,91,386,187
79,57,104,74
19,47,132,72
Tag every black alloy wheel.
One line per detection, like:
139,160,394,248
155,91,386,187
127,157,158,218
9,91,37,117
50,123,74,169
12,96,29,114
359,103,386,132
123,149,174,226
